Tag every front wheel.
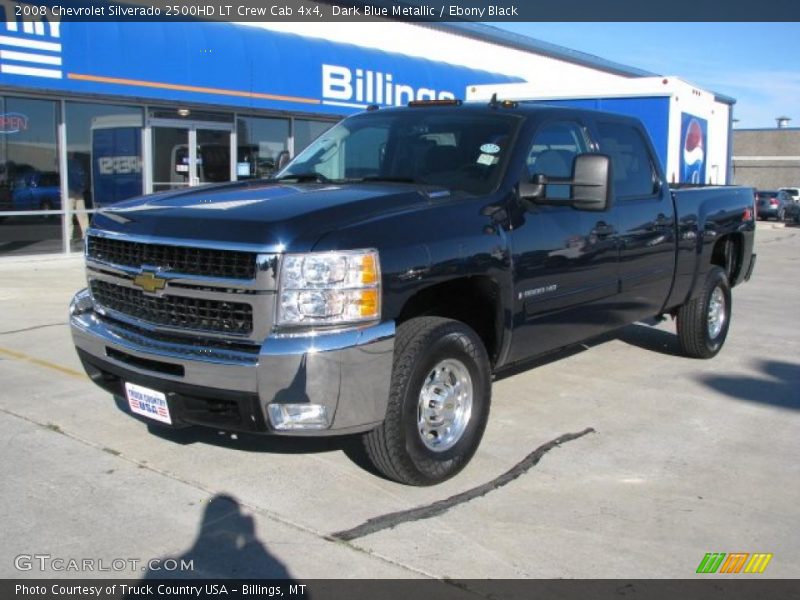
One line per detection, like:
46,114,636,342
676,266,732,359
363,317,491,485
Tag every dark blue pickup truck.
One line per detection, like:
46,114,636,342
70,101,756,485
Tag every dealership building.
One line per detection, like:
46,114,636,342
1,14,672,257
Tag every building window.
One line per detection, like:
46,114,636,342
150,108,232,123
0,96,61,256
294,119,333,155
65,102,143,247
236,116,289,179
66,102,143,209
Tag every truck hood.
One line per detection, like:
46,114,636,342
91,180,438,251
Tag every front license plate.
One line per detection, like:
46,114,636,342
125,382,172,425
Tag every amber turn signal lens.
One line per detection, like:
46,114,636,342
359,289,379,318
360,254,378,285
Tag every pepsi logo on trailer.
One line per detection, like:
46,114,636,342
681,113,707,184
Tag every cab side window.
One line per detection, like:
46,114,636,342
526,121,589,199
597,122,659,198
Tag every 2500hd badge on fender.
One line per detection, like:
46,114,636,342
70,100,756,485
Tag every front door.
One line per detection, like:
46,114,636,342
594,120,675,324
508,119,619,363
148,120,234,193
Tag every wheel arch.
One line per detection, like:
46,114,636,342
710,232,744,286
396,276,505,367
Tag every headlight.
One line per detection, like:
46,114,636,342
277,250,380,327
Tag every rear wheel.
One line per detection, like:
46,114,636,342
676,266,732,359
363,317,491,485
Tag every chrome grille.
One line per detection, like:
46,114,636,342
87,236,257,280
90,280,253,335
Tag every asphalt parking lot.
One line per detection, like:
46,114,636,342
0,221,798,581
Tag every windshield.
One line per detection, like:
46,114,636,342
278,110,520,195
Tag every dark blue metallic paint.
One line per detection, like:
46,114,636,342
92,104,756,371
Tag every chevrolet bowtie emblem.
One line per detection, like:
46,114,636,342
133,271,167,293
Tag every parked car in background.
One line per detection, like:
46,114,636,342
0,161,36,211
777,188,800,223
756,190,792,221
11,171,61,212
778,187,800,202
784,198,800,224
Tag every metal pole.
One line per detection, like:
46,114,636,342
58,99,70,254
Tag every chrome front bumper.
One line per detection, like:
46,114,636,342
70,288,395,435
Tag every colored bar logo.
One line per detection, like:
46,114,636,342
696,553,773,574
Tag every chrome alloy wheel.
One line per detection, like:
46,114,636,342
707,286,726,340
417,358,473,452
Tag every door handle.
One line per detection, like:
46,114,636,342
593,222,615,237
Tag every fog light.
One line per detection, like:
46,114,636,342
268,404,329,430
69,288,94,316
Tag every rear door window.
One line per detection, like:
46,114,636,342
526,121,589,199
596,122,659,199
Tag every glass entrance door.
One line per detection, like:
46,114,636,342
195,128,233,185
148,120,233,193
152,126,189,193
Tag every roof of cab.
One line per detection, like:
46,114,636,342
357,100,647,126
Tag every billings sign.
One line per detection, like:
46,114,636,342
322,64,456,110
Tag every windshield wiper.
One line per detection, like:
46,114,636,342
276,172,332,183
277,174,424,185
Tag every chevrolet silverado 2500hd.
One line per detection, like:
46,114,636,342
70,101,756,485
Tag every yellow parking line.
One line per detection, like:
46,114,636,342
0,347,86,380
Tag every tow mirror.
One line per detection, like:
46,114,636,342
518,174,547,209
519,154,612,212
571,154,612,212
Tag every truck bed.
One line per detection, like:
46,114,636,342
665,185,756,313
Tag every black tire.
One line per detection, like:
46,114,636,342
363,317,491,486
676,266,732,359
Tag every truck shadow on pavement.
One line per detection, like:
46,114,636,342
495,321,681,382
696,359,800,411
136,320,684,478
143,421,382,477
136,494,297,580
613,323,682,357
